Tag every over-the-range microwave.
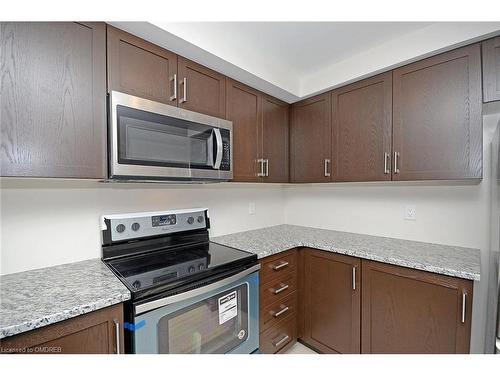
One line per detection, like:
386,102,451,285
108,91,233,182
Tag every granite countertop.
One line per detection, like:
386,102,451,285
212,224,481,281
0,259,130,339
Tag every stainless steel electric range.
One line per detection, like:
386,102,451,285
101,208,259,354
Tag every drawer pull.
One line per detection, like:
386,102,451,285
272,334,290,347
274,284,289,295
272,261,289,271
461,292,466,324
273,306,289,318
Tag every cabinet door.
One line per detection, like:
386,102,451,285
226,79,262,182
302,249,360,353
361,260,473,354
177,57,226,118
291,93,332,183
107,25,177,104
0,304,124,354
332,72,392,182
262,95,289,183
393,44,482,180
482,36,500,103
0,22,106,178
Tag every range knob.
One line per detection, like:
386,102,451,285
198,263,205,271
131,222,140,231
187,216,195,224
132,280,141,289
188,266,196,273
116,224,126,233
197,216,204,223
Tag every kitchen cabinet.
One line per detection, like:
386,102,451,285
392,44,482,181
259,250,298,353
261,95,290,183
331,72,392,182
301,249,361,353
0,22,107,178
0,304,124,354
482,36,500,103
291,93,332,183
177,56,226,117
361,260,473,354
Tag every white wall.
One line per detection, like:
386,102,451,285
0,182,285,275
284,108,500,353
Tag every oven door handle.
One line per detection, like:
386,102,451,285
213,128,223,170
135,264,260,315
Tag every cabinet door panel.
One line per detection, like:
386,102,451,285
482,36,500,103
107,25,177,104
302,249,360,353
0,22,106,178
291,93,332,183
393,44,482,180
361,260,473,354
262,95,289,183
332,72,392,182
226,79,262,182
177,57,226,118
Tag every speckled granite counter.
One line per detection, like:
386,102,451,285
212,224,481,281
0,259,130,339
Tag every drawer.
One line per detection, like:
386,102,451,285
260,313,297,354
260,291,297,333
260,250,297,282
260,272,297,308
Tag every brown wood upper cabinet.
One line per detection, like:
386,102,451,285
332,72,392,182
107,25,178,105
107,26,226,118
0,304,124,354
177,57,226,118
226,79,289,182
291,93,332,183
392,44,483,180
361,260,473,353
482,36,500,103
0,22,107,178
301,249,361,353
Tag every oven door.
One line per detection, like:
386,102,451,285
132,266,259,354
109,91,232,180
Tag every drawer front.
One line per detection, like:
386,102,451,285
260,250,297,281
260,313,297,354
260,272,297,308
260,291,297,333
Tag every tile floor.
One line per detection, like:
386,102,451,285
283,342,318,354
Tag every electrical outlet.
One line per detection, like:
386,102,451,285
405,205,416,221
248,202,256,215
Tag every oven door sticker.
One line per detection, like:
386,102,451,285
218,290,238,325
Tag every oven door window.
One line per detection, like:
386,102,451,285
157,284,249,354
117,105,217,170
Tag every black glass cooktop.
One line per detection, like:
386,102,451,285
106,241,257,300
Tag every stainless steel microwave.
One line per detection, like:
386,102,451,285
108,91,233,181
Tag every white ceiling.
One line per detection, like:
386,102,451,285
110,22,500,103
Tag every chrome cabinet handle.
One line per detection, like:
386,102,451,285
352,267,356,290
274,284,289,295
272,261,289,271
265,159,269,177
324,158,331,177
394,152,400,174
273,306,289,318
169,74,177,101
496,337,500,352
113,319,120,354
257,159,265,177
272,334,290,347
384,152,390,174
180,77,187,103
462,292,466,324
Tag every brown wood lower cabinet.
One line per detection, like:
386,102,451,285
0,304,124,354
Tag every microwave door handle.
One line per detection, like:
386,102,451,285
213,128,223,170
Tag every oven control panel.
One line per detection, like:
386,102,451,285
102,209,209,244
